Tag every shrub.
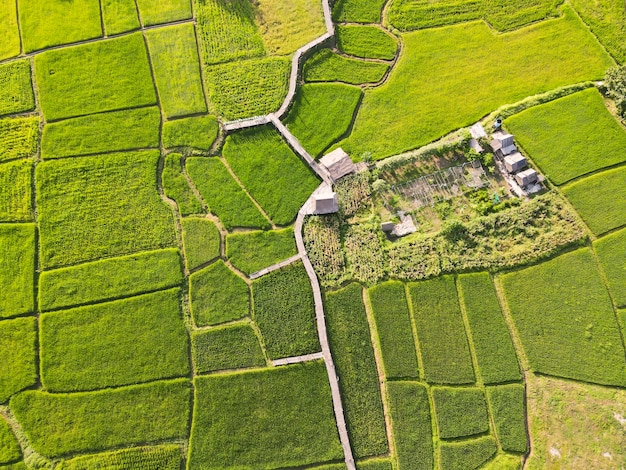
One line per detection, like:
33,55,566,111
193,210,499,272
0,159,32,222
0,116,39,162
163,115,219,151
304,49,389,85
432,387,490,439
337,25,398,60
163,154,204,216
0,416,20,465
439,436,498,470
325,283,388,458
56,445,181,470
0,60,35,117
181,217,220,271
336,172,371,217
593,227,626,307
226,227,296,275
486,384,528,453
0,224,35,319
602,64,626,118
0,317,37,403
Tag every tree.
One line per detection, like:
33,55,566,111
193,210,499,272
602,65,626,119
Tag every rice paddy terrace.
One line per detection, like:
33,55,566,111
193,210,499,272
0,0,625,469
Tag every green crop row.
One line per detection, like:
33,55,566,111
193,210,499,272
487,384,528,453
439,436,498,470
101,0,140,35
0,160,33,222
337,26,398,61
162,154,204,217
56,445,182,470
303,215,346,286
0,224,35,319
163,115,219,152
0,116,39,163
344,225,386,285
0,61,35,117
0,416,20,465
332,0,387,23
135,0,192,26
570,0,626,63
181,217,220,271
226,227,296,275
0,317,37,403
594,227,626,308
432,386,490,439
304,49,389,85
325,283,388,458
0,0,20,60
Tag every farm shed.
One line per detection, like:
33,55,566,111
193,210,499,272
504,153,527,173
491,133,517,158
381,221,395,232
515,168,538,187
311,188,339,215
320,148,356,182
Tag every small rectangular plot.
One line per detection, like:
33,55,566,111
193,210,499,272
135,0,192,26
0,0,20,60
486,384,528,453
594,227,626,308
0,317,37,403
0,224,35,319
0,160,33,222
102,0,141,35
0,60,35,117
0,116,39,163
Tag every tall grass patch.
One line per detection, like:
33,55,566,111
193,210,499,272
562,166,626,236
0,317,37,403
11,379,191,458
135,0,192,25
304,49,389,85
332,0,387,23
56,445,181,470
186,157,270,230
39,249,183,311
0,61,35,117
252,262,320,359
486,384,528,453
34,34,156,121
192,323,265,373
226,227,296,274
0,416,20,464
101,0,141,35
325,283,388,458
0,224,35,319
162,154,204,216
189,362,343,468
501,248,626,386
0,117,39,162
41,107,160,159
432,387,490,439
181,218,220,271
505,88,626,185
190,260,249,326
337,26,398,60
146,24,207,118
408,276,475,384
223,125,320,225
570,0,626,63
37,151,176,268
458,273,522,384
0,160,33,222
367,281,419,379
594,227,626,307
439,436,497,470
40,289,190,392
0,0,20,60
284,84,363,158
163,115,219,151
386,382,434,470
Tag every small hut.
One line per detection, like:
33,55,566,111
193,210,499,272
320,148,356,183
515,168,538,187
491,133,517,159
504,152,527,173
312,190,339,215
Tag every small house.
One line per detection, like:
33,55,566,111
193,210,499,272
320,148,356,183
515,168,538,187
381,221,395,232
504,152,527,173
491,133,517,159
312,190,339,215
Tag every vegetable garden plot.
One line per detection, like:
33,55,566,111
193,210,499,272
0,317,37,403
337,26,398,61
408,276,475,384
343,224,386,285
252,262,320,359
39,248,183,311
0,160,32,222
304,49,389,85
163,115,219,151
562,165,626,236
432,387,490,439
332,0,387,23
223,125,320,225
501,248,626,386
367,281,420,379
304,215,346,286
186,157,270,230
458,273,522,384
36,151,177,269
192,323,265,374
10,379,191,458
41,107,161,159
101,0,141,36
0,0,20,60
0,61,35,117
439,436,498,470
189,362,343,469
486,384,528,453
284,83,363,158
0,416,20,465
181,218,220,271
190,260,249,327
19,0,101,52
146,24,207,118
135,0,192,26
0,224,35,319
325,283,388,458
34,33,156,121
162,154,204,217
226,227,296,275
569,0,626,63
0,116,39,163
593,227,626,308
505,88,626,185
56,445,182,470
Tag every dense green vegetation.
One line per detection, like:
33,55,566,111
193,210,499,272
432,387,490,439
181,218,220,271
502,248,626,386
40,289,190,392
386,382,434,470
344,225,386,284
0,160,33,222
187,157,270,230
439,436,498,470
189,362,343,468
367,281,419,379
39,249,183,311
325,283,388,458
57,445,182,470
0,117,39,162
337,26,398,61
135,0,192,26
35,33,156,121
0,0,20,60
11,379,191,458
101,0,140,35
190,260,249,326
36,151,176,268
304,49,389,85
252,263,320,359
487,384,528,453
192,323,265,373
163,115,220,151
41,107,160,159
562,166,626,235
458,273,522,384
332,0,386,23
594,227,626,307
162,154,204,216
0,224,35,319
223,126,320,225
0,317,37,403
226,228,296,274
570,0,626,63
0,417,20,465
304,215,346,285
0,61,35,117
408,276,475,384
505,88,626,185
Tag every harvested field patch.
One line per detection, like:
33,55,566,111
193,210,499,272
190,260,249,327
0,224,35,319
325,283,388,458
146,24,207,118
11,379,191,458
570,0,626,63
162,154,204,216
0,61,35,117
189,362,343,468
487,384,528,453
181,218,220,271
0,317,37,403
186,157,270,230
0,116,39,162
337,25,398,61
39,249,183,311
332,0,387,23
226,227,296,275
163,115,219,151
37,151,176,269
408,276,475,384
101,0,141,35
56,445,181,470
284,83,363,158
192,323,265,373
0,0,20,60
223,125,320,225
34,33,156,121
0,416,20,464
367,281,419,379
252,262,319,359
439,436,497,470
432,387,490,439
0,160,33,222
562,166,626,236
135,0,192,26
501,248,626,386
41,107,160,159
304,49,389,85
594,227,626,307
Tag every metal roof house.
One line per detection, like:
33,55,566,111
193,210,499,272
311,187,339,215
504,152,527,173
515,168,538,187
320,148,356,183
491,133,517,158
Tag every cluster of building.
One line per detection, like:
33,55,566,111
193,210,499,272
490,132,540,189
309,148,356,215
